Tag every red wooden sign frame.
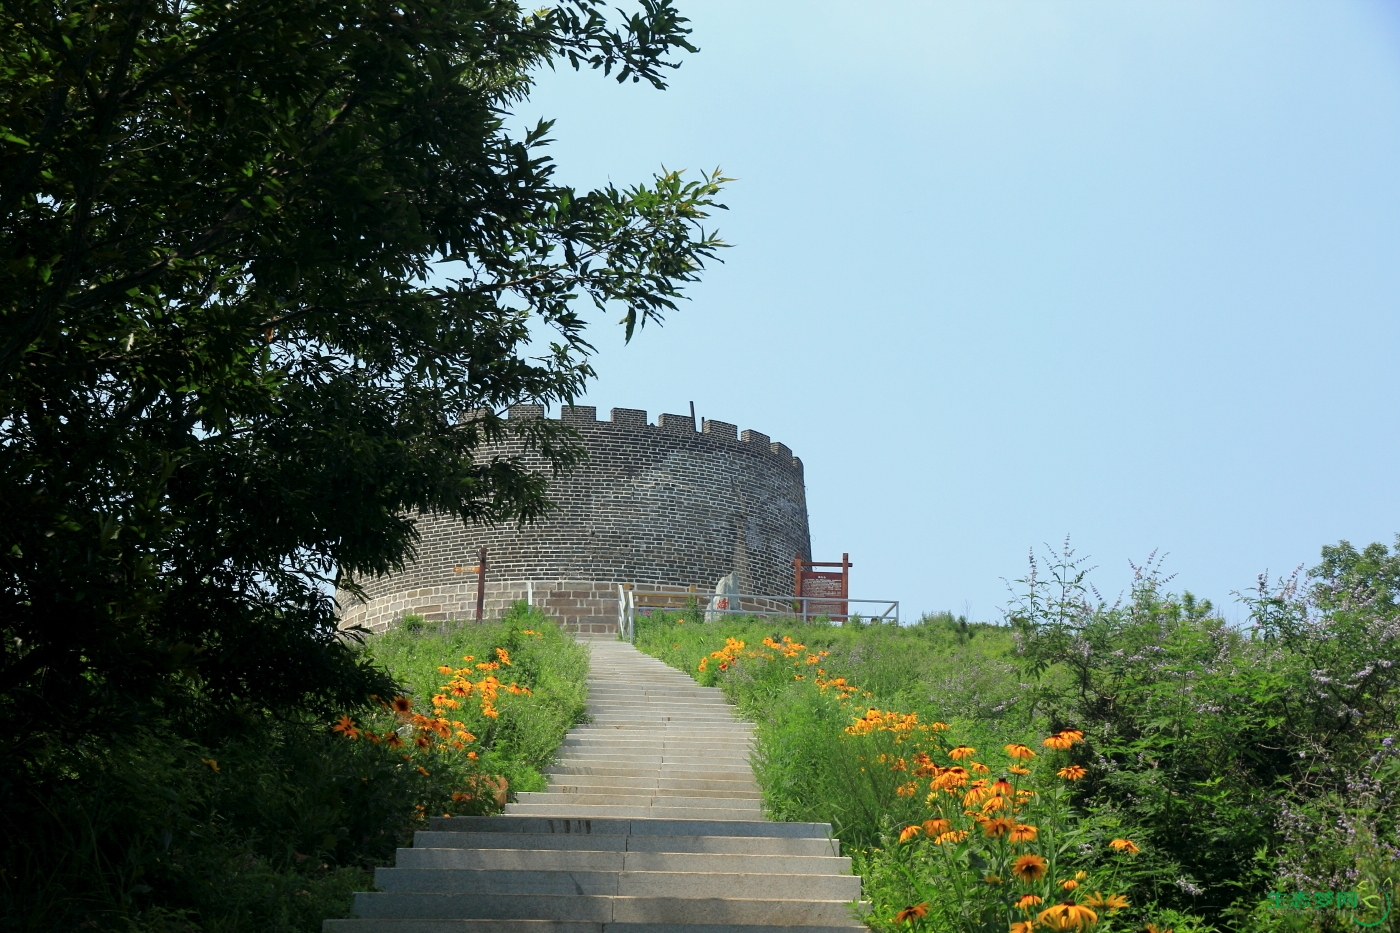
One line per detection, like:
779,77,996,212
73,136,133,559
794,552,852,622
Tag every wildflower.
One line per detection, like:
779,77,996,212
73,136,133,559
1057,765,1087,781
991,779,1015,796
985,874,1004,885
922,818,951,836
414,735,431,749
391,696,413,714
1010,854,1048,883
495,647,511,666
899,825,922,843
1009,765,1031,775
200,758,220,773
933,830,968,845
332,715,358,736
1010,824,1038,843
969,761,991,774
1011,923,1035,933
1037,902,1098,931
1082,892,1129,912
386,733,404,749
1074,871,1087,881
461,655,474,662
896,782,919,797
1016,895,1044,910
437,666,454,675
1061,879,1079,891
1108,839,1139,854
1005,744,1036,760
416,766,430,776
451,791,473,802
1043,730,1085,751
1143,925,1172,933
932,767,969,790
698,658,708,672
893,903,928,924
982,817,1016,838
981,795,1007,813
949,746,977,759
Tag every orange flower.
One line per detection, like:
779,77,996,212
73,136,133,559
1010,854,1049,883
899,825,922,843
1038,903,1098,931
1108,839,1139,854
385,732,404,749
1009,823,1038,843
200,758,220,773
969,761,991,774
416,766,430,776
1061,879,1079,891
949,746,977,759
933,829,968,845
1043,730,1085,751
893,903,928,924
991,779,1015,796
436,666,454,675
1083,892,1129,912
390,696,413,714
1005,743,1037,760
922,818,951,836
982,817,1016,838
1009,765,1031,775
1057,765,1087,781
1016,894,1044,911
1011,923,1035,933
331,715,358,736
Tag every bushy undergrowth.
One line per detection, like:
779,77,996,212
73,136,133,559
635,539,1400,933
1,604,586,933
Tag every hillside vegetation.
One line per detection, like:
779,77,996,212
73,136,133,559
1,606,586,933
634,539,1400,933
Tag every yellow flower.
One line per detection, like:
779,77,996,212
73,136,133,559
1057,765,1088,781
899,825,922,843
1009,765,1031,775
1038,902,1099,931
969,761,991,774
982,817,1016,838
985,874,1004,885
933,829,968,845
1010,854,1048,883
1010,823,1038,843
1061,879,1079,891
991,778,1015,796
1042,729,1085,750
1108,839,1140,854
949,745,977,759
1016,895,1043,911
1011,922,1035,933
1075,871,1088,881
1083,892,1129,912
893,903,928,924
200,758,220,773
922,818,951,836
1005,744,1037,760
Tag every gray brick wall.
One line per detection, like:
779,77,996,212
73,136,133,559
336,406,811,634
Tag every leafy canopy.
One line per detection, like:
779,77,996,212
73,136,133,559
0,0,726,749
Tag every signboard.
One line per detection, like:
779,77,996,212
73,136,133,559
794,553,852,621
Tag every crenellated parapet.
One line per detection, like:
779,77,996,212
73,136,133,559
337,404,811,634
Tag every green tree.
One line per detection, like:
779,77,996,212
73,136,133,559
0,0,726,752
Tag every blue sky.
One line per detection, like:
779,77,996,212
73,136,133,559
508,0,1400,622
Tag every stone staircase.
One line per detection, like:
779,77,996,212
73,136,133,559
325,636,866,932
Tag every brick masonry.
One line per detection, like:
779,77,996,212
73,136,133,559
337,405,812,634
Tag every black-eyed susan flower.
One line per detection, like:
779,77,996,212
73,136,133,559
1016,894,1043,911
922,818,951,836
1010,823,1038,843
1038,902,1099,931
1043,730,1085,751
982,817,1016,838
898,825,922,843
933,829,968,845
893,903,928,923
1005,743,1037,760
1057,765,1087,781
1083,892,1129,912
1061,879,1079,891
1009,765,1031,775
1108,838,1139,854
391,696,413,714
949,745,977,759
200,758,220,773
1011,854,1048,883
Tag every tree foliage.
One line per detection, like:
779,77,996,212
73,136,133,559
0,0,726,751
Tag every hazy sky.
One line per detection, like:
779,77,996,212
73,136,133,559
506,1,1400,622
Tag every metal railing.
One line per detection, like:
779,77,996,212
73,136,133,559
616,586,899,641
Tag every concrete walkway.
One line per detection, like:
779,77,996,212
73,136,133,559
325,635,866,931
